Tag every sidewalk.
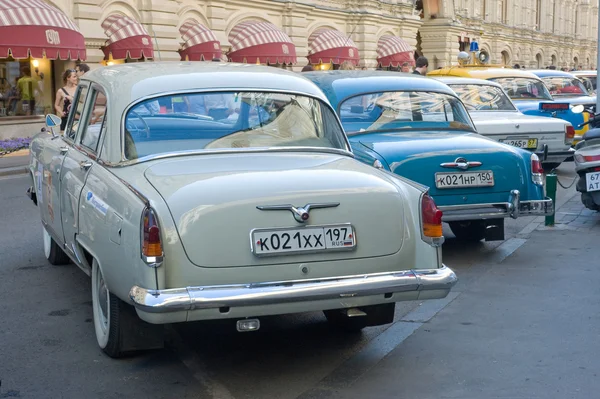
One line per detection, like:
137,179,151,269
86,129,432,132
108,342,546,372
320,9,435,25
302,199,600,399
0,149,29,177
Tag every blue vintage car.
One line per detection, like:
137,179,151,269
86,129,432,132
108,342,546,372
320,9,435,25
305,71,554,242
528,69,596,141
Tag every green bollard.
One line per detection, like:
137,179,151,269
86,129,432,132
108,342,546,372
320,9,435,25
545,173,557,226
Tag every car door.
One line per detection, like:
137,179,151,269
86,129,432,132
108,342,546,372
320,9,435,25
37,83,89,244
60,84,106,257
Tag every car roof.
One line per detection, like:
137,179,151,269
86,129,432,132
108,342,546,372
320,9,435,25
302,70,457,106
81,62,329,106
427,67,542,80
573,70,597,75
431,76,504,88
527,69,579,78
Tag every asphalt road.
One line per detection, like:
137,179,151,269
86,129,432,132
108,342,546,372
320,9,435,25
0,163,584,399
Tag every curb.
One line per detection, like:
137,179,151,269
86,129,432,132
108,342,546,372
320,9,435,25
0,166,28,177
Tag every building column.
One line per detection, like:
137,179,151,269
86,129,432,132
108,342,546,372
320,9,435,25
418,19,462,69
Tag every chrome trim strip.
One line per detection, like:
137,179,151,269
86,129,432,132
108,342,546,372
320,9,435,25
102,147,355,168
129,265,457,313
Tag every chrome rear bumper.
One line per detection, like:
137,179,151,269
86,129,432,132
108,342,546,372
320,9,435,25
129,265,457,313
440,190,554,222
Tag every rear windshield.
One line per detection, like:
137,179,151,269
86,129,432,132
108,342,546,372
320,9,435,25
541,76,589,96
338,91,475,133
448,84,516,111
123,92,348,160
489,77,553,100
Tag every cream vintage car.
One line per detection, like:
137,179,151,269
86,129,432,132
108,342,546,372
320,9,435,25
434,77,575,170
26,62,456,357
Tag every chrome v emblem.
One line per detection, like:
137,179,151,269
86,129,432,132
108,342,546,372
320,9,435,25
440,157,482,170
257,203,340,223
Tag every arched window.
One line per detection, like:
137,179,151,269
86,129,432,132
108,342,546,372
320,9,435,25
536,53,542,68
501,51,510,66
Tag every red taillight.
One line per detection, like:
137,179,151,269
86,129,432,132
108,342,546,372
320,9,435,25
531,154,544,184
142,207,163,258
421,194,443,238
566,125,575,140
583,154,600,162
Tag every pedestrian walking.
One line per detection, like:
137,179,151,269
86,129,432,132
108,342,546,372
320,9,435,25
301,64,314,72
54,69,78,131
17,67,36,116
400,62,412,73
412,57,428,75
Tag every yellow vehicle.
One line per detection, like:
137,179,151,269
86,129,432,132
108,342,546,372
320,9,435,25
428,54,589,143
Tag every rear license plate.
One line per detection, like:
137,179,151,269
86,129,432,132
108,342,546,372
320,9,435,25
435,171,495,189
499,138,538,149
585,172,600,192
251,224,356,256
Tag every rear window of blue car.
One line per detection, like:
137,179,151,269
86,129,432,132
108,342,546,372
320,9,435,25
338,91,476,134
123,92,348,160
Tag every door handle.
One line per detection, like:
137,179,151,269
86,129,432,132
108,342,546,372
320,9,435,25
79,161,93,170
59,146,69,154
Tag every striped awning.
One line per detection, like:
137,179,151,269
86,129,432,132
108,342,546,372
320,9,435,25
227,20,296,64
178,19,221,61
0,0,86,60
377,35,414,67
101,14,153,60
307,28,359,66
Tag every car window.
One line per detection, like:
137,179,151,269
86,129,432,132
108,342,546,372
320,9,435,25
79,89,106,153
123,92,348,160
541,76,588,96
64,85,89,141
338,91,475,133
488,77,553,100
448,84,516,111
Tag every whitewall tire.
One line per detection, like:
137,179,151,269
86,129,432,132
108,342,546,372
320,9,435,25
42,225,70,265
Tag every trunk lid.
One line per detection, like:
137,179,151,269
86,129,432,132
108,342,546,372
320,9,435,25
144,153,408,268
353,131,527,205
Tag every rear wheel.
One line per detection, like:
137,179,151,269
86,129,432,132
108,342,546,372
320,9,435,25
581,193,600,211
92,259,163,358
43,225,70,265
449,220,486,242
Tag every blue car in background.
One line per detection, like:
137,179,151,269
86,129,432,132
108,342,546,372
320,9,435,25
529,69,596,142
305,71,554,242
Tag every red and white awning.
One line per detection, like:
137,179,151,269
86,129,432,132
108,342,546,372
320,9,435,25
377,35,414,67
307,28,359,66
101,14,153,60
227,20,296,64
0,0,86,60
178,19,221,61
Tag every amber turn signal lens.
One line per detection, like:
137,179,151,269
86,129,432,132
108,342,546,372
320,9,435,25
142,208,163,258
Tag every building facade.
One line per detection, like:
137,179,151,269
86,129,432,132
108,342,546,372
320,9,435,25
0,0,597,138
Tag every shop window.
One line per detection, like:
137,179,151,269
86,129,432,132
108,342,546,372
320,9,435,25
0,58,50,119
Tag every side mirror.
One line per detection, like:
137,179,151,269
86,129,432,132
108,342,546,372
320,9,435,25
45,114,62,139
571,104,585,114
